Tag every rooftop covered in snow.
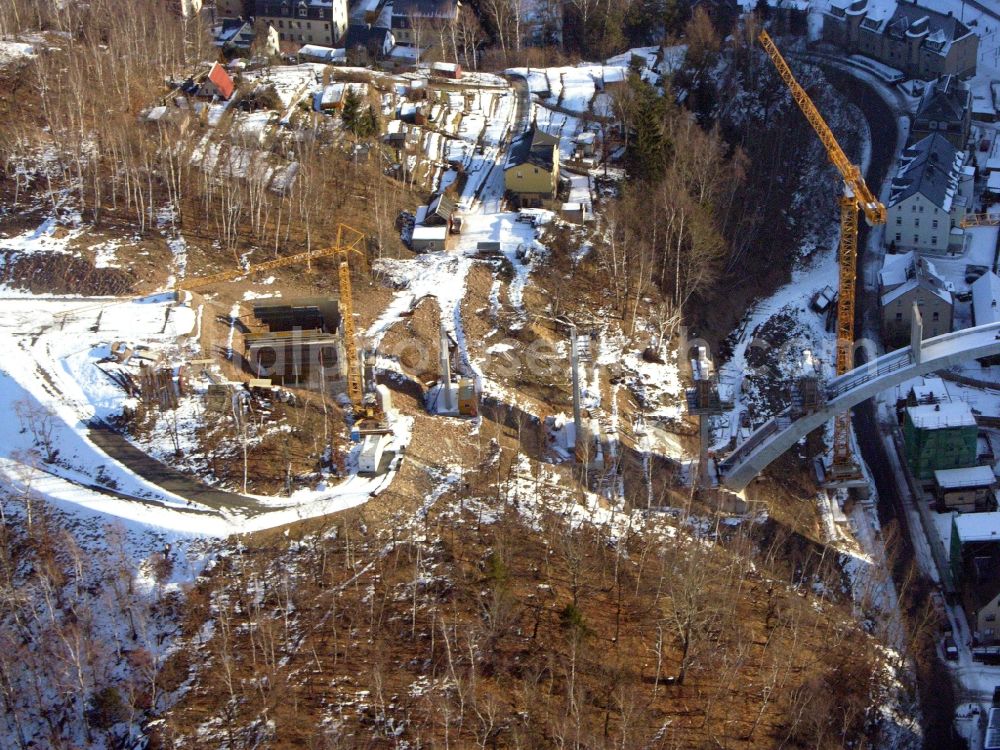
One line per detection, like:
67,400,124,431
935,465,997,490
907,400,976,430
888,133,965,212
953,511,1000,544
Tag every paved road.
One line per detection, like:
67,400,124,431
819,61,965,750
87,422,260,513
473,75,531,215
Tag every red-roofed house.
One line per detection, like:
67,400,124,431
201,62,235,100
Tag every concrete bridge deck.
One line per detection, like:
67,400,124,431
718,321,1000,491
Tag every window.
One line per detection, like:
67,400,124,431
279,32,285,39
914,235,919,244
896,312,903,321
988,614,997,622
896,216,902,225
933,311,939,321
306,21,311,28
278,19,283,27
915,218,920,227
931,236,937,244
919,205,924,212
932,219,939,228
895,232,901,242
912,205,916,212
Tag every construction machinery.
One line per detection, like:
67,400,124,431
179,223,368,408
759,30,886,481
960,213,1000,228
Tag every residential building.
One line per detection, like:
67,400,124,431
504,126,559,208
823,0,978,80
391,0,459,47
886,133,972,254
215,19,255,54
252,0,348,47
934,465,998,512
879,252,952,344
216,19,281,58
904,399,978,480
216,0,248,18
911,75,972,148
951,513,1000,643
195,62,236,100
343,23,394,65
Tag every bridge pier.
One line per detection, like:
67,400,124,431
717,320,1000,491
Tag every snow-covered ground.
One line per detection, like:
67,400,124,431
0,289,410,538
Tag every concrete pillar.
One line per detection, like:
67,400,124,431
439,322,453,412
911,301,923,364
570,323,581,449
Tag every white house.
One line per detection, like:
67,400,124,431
886,133,972,254
253,0,349,47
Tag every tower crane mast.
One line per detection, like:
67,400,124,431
180,222,367,409
758,30,886,476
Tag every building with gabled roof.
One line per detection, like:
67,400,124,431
198,62,236,100
391,0,459,46
911,75,971,148
886,133,971,254
951,512,1000,643
880,252,952,343
343,23,394,64
823,0,978,80
423,193,456,227
504,126,559,208
253,0,348,47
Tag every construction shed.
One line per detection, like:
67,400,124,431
244,298,347,391
412,225,448,252
431,61,462,79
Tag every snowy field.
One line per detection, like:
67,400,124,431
0,286,410,538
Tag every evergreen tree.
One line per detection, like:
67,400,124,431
355,104,380,138
341,86,361,132
624,74,670,183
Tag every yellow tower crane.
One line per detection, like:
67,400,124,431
180,222,367,408
758,30,887,478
